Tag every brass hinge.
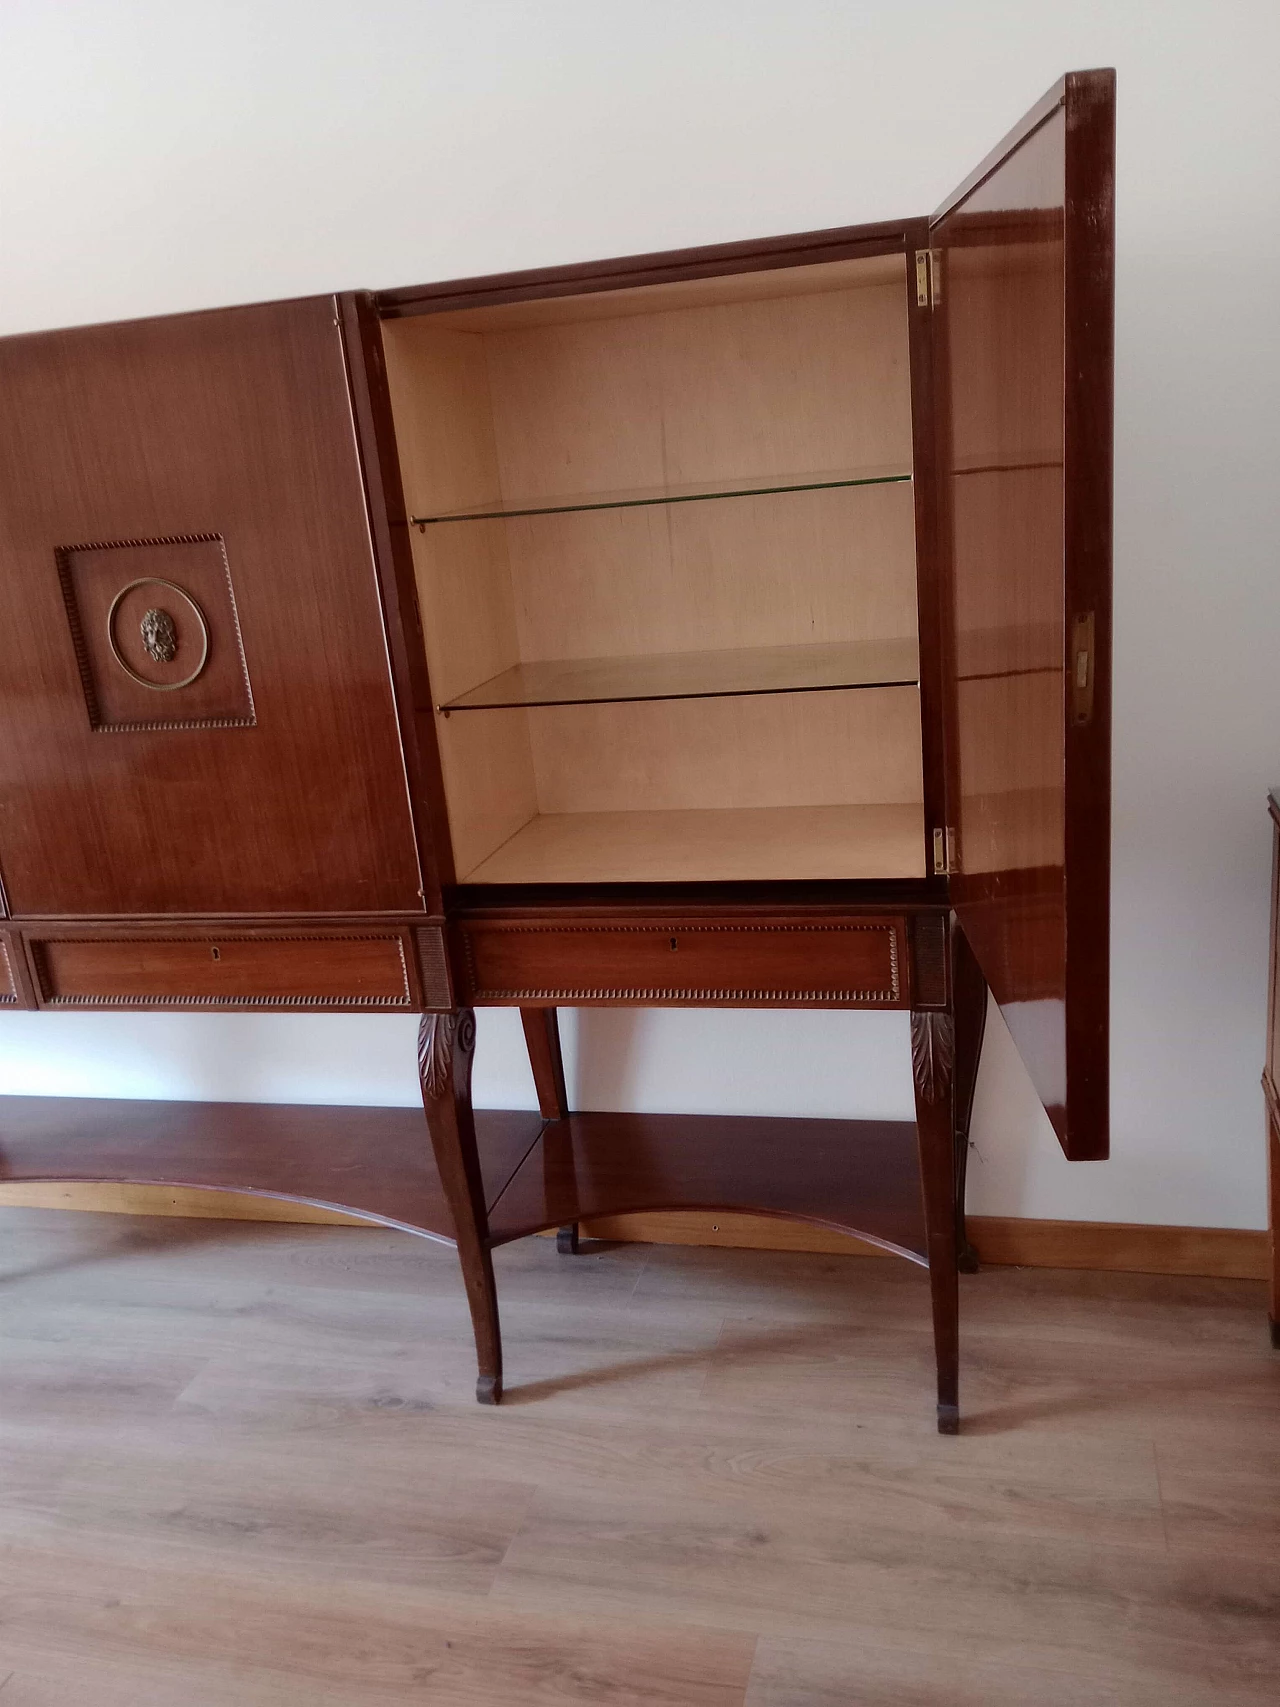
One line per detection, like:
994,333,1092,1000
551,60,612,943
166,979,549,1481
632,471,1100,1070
1071,611,1096,727
932,826,959,875
915,249,944,309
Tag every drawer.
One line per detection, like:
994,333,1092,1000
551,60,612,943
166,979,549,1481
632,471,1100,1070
458,916,906,1007
29,932,416,1010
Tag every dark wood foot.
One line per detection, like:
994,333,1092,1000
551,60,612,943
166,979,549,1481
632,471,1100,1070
912,1005,960,1433
556,1223,581,1255
419,1010,503,1406
951,918,987,1275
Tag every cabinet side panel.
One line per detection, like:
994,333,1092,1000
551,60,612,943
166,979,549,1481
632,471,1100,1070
381,319,539,875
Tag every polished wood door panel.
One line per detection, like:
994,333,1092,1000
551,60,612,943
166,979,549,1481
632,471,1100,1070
932,71,1114,1159
0,297,423,916
456,915,908,1006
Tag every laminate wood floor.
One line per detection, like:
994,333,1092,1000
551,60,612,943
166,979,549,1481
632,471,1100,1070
0,1208,1276,1704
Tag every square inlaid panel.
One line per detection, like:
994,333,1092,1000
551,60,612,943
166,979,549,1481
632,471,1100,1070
56,533,255,732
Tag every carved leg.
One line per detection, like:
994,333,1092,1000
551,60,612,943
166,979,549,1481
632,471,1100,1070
419,1010,503,1404
951,921,988,1275
521,1007,569,1119
912,1008,959,1435
521,1007,582,1255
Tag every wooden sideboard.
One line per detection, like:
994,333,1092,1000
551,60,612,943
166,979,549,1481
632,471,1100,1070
0,71,1115,1433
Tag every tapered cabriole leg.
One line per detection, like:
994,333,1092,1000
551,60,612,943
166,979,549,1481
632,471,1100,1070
951,921,988,1275
521,1007,583,1256
520,1006,569,1119
912,1007,959,1435
418,1009,503,1405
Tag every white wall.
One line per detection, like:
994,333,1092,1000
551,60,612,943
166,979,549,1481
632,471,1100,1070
2,0,1278,1229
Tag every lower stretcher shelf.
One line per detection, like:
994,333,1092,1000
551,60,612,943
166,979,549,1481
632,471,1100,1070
486,1110,928,1261
0,1098,927,1265
0,1096,541,1238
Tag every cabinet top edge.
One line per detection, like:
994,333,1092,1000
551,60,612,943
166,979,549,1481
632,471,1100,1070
374,218,917,320
0,290,350,349
930,68,1114,228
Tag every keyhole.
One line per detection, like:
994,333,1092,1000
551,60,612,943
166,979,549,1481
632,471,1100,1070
210,946,221,961
669,937,678,951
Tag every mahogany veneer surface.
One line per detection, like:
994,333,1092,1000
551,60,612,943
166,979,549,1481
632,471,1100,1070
458,915,907,1006
0,1097,543,1238
486,1111,928,1260
0,297,424,916
935,73,1114,1158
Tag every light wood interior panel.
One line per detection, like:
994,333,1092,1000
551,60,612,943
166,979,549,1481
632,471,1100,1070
463,803,926,885
480,278,912,501
383,253,922,884
526,686,922,816
382,320,539,876
506,482,917,665
425,251,907,330
435,706,538,886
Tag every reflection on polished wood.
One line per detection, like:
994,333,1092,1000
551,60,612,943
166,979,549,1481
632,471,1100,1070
935,74,1113,1160
0,1095,543,1237
486,1111,928,1259
443,637,920,711
461,802,927,884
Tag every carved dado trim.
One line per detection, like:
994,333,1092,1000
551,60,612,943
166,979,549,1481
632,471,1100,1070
469,985,894,1004
414,924,452,1010
910,912,948,1009
417,1008,476,1100
462,921,901,1006
910,1010,955,1103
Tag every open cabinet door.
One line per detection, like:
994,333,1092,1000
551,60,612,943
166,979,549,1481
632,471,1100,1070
931,71,1115,1159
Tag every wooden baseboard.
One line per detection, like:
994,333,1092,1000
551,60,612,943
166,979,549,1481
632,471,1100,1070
573,1210,1268,1281
0,1185,1266,1281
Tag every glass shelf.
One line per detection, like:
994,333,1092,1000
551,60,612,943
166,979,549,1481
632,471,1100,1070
411,466,912,527
440,637,920,714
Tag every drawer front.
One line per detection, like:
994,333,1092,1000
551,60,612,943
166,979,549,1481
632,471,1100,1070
458,918,907,1007
30,933,415,1010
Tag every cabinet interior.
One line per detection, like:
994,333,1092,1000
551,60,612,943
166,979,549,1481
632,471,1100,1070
382,251,925,884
